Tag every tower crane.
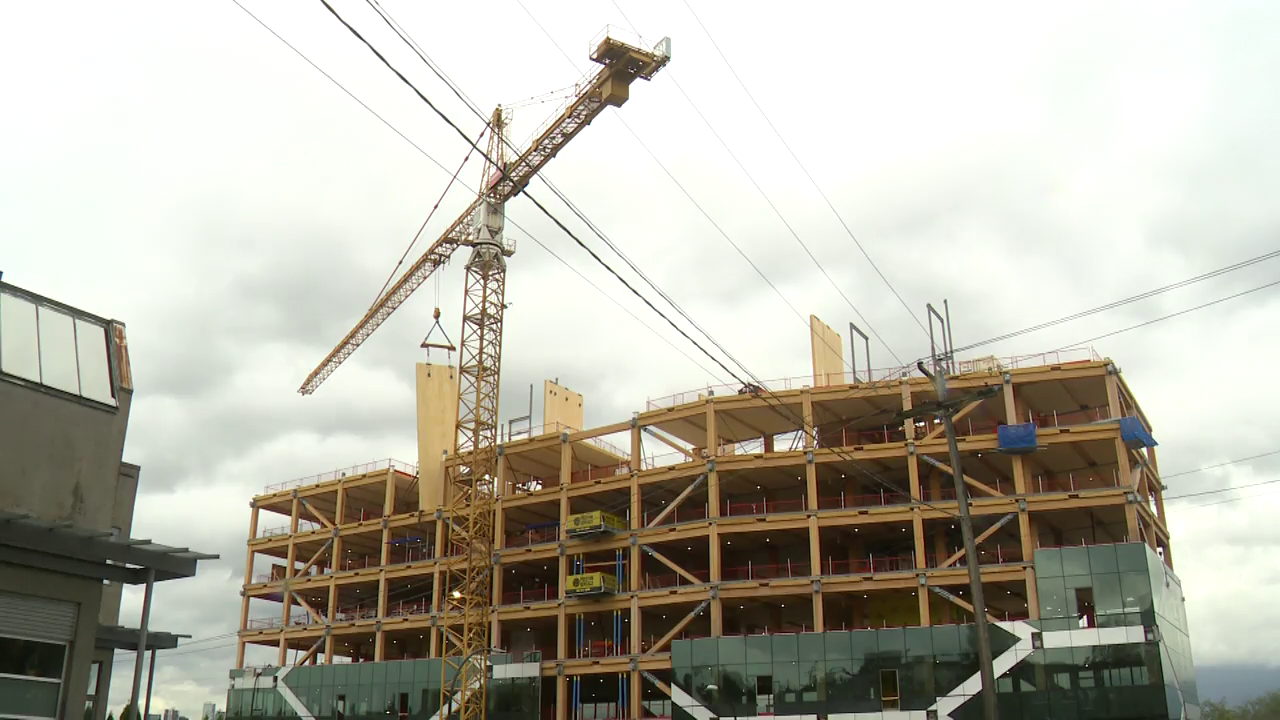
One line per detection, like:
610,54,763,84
297,33,671,720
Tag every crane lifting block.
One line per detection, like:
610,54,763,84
565,511,628,537
565,572,619,597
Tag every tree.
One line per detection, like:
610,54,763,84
1201,699,1239,720
106,714,115,720
119,703,140,720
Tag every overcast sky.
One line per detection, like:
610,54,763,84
3,0,1279,713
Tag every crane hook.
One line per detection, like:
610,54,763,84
420,307,456,361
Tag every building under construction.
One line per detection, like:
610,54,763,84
222,22,1197,720
228,332,1198,719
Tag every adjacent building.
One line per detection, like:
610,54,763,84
231,318,1193,719
0,278,215,720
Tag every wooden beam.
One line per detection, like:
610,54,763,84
644,599,710,655
643,427,694,459
291,591,325,625
300,499,334,529
940,513,1017,568
641,546,701,586
922,399,984,441
927,586,999,625
645,474,707,528
921,455,1003,497
295,635,326,666
295,538,333,578
640,670,673,698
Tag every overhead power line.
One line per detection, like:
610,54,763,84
313,0,751,387
364,0,777,384
501,3,958,518
510,0,877,374
1163,476,1280,501
951,248,1280,356
227,0,722,380
1161,448,1280,479
675,0,928,340
1054,278,1280,351
606,2,904,365
1167,486,1280,513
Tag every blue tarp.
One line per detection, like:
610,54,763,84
1119,416,1158,448
997,422,1039,454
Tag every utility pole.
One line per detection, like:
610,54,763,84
924,358,999,720
902,300,997,720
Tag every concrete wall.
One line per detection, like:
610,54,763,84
0,564,106,720
0,380,132,532
99,463,140,627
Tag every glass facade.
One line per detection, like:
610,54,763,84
225,653,540,720
669,542,1198,720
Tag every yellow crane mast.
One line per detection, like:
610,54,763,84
298,32,671,720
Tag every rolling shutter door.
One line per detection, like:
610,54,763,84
0,590,78,642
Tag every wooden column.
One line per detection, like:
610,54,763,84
237,502,259,669
557,553,568,660
560,436,573,487
326,577,338,662
709,526,723,636
809,514,823,631
375,572,388,661
555,676,567,720
801,389,814,449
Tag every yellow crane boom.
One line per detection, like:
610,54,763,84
297,34,671,396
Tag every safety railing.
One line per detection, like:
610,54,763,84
823,555,916,575
820,425,910,447
506,525,560,548
263,458,417,494
576,638,630,659
1031,471,1120,494
722,561,810,581
640,569,710,590
333,607,379,623
385,600,431,618
645,347,1104,411
258,519,323,538
570,462,633,483
927,545,1024,567
1029,406,1110,428
500,586,558,605
386,544,434,565
723,497,806,517
817,491,911,510
641,504,708,527
643,449,698,470
245,613,312,630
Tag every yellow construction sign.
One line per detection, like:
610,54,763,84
565,511,627,536
565,572,619,596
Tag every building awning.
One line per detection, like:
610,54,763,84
96,625,191,652
0,510,218,584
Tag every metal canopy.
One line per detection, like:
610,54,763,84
0,510,218,584
95,625,191,652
